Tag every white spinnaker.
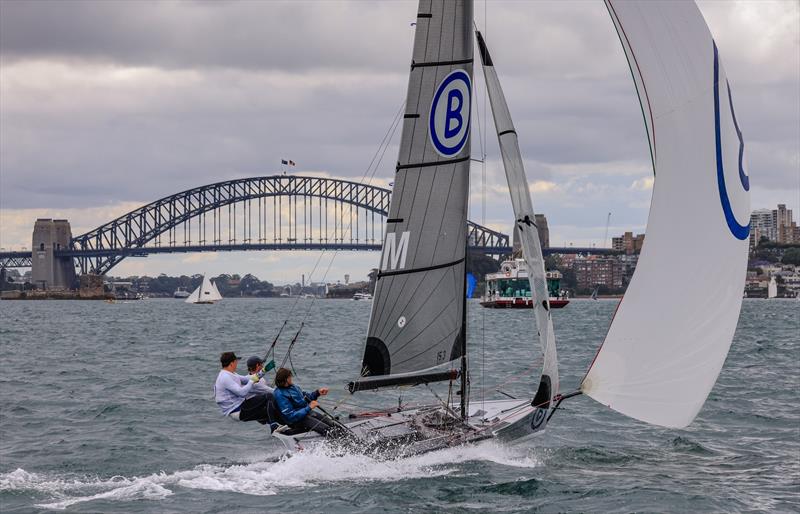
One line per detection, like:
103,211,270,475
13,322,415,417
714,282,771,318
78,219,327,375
476,31,559,426
582,0,751,428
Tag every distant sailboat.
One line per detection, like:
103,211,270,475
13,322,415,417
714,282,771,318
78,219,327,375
768,276,778,299
591,287,599,301
185,275,222,304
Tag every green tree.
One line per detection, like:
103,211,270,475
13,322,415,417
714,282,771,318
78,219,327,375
544,254,562,271
782,248,800,266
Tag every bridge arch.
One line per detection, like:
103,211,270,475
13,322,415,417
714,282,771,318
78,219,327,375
70,175,510,274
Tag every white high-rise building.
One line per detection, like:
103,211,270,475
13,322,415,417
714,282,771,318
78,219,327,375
749,209,776,243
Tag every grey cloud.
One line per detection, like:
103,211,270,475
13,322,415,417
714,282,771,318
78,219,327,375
0,0,416,72
0,0,797,219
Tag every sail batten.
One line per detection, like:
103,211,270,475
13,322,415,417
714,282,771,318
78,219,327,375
358,0,473,387
476,30,559,433
581,0,750,428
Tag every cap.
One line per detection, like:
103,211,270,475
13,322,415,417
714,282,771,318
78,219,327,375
220,351,241,367
246,356,264,370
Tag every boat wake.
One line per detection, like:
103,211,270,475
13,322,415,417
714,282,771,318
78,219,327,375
0,441,541,510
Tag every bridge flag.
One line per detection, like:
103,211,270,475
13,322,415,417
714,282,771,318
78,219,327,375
281,159,296,166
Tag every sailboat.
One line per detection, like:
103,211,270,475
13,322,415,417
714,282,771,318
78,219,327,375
185,275,223,304
271,0,750,453
768,276,778,299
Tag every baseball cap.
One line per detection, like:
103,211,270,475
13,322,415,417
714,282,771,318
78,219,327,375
246,356,264,370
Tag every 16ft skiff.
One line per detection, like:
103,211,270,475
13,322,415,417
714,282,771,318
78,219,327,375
270,0,751,455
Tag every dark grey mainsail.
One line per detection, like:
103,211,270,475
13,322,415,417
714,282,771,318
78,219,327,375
350,0,473,393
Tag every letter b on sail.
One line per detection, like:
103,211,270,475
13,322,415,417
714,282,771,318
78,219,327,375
430,70,471,157
382,231,410,271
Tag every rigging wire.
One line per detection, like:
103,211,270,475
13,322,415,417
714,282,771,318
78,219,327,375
472,3,490,417
481,0,488,418
272,98,406,373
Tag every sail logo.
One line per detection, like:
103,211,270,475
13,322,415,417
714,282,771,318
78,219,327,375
429,70,471,157
382,231,410,271
530,408,547,431
713,42,750,241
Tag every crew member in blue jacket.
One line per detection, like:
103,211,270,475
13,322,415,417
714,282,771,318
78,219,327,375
273,367,338,436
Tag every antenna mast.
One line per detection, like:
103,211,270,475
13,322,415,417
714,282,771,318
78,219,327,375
603,212,612,248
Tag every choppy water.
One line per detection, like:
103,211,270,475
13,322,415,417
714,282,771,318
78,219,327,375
0,297,797,512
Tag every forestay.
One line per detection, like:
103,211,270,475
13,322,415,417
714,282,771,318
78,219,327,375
351,0,473,392
581,0,751,428
476,31,559,431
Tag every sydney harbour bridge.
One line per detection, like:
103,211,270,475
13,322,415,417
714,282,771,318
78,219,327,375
0,175,514,281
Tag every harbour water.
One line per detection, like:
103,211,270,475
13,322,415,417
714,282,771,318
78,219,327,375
0,298,797,512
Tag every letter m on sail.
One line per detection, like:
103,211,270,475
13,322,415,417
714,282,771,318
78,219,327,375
382,231,410,271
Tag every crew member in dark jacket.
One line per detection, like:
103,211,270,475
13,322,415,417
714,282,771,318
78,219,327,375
273,368,338,436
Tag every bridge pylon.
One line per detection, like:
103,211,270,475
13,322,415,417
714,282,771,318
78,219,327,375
31,219,76,290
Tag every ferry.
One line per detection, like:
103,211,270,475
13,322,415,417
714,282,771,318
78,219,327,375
481,258,569,309
173,287,191,299
352,292,373,301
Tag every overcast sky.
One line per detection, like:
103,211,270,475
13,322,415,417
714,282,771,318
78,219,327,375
1,0,798,283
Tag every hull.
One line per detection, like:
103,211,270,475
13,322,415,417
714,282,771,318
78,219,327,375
480,298,569,309
271,398,544,457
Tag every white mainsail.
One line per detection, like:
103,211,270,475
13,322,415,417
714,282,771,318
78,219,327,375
476,31,559,432
185,275,222,304
768,277,778,299
581,0,751,428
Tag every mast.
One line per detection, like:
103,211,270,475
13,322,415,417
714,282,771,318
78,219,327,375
460,253,468,419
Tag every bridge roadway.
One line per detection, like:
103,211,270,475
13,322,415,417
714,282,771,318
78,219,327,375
0,245,618,270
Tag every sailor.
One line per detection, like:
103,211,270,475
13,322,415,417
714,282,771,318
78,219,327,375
245,356,274,398
213,351,274,427
273,367,338,436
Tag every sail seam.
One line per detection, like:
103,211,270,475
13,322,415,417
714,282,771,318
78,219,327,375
411,58,473,69
374,244,452,346
394,325,460,367
390,268,461,359
396,155,470,171
377,257,464,278
498,129,516,137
